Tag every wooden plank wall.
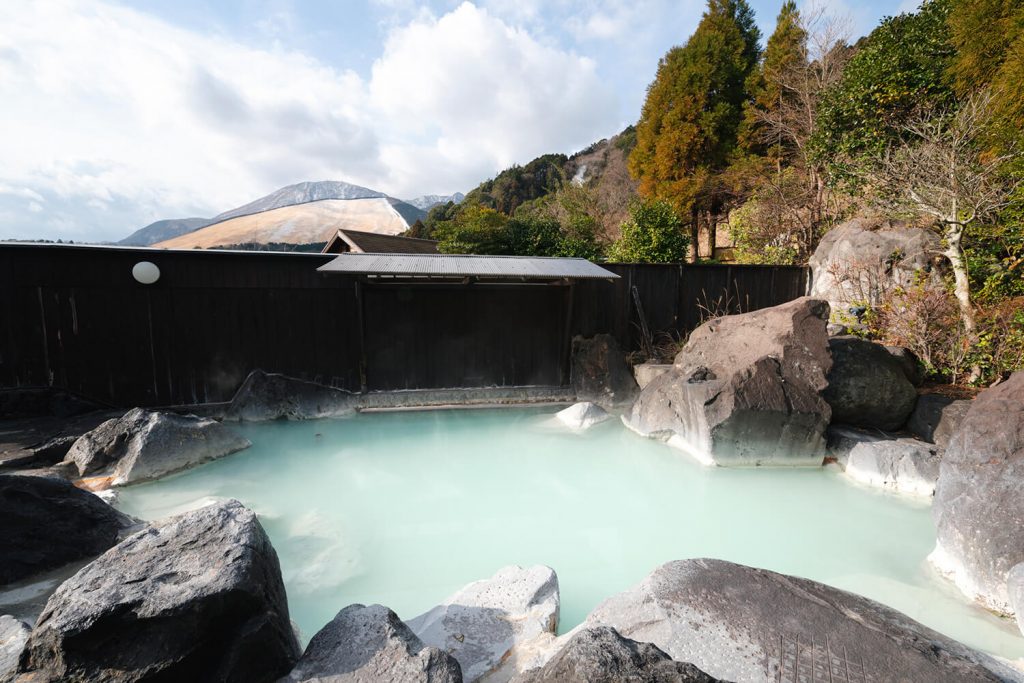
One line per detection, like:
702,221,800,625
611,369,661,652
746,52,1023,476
571,263,809,351
0,246,808,408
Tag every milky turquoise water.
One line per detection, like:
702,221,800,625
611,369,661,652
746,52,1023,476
115,407,1024,660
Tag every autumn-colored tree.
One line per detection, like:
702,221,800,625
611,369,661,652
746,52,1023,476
629,0,760,259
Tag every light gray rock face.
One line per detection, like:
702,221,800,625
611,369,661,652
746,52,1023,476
908,394,972,448
932,372,1024,617
512,627,721,683
808,218,941,315
570,335,639,408
1009,564,1024,638
0,474,132,586
845,438,941,496
282,604,462,683
823,336,918,431
18,500,300,683
225,370,357,421
580,558,1015,683
1,616,29,682
633,363,673,390
556,402,611,431
65,407,251,484
825,425,888,468
627,297,832,466
408,565,559,683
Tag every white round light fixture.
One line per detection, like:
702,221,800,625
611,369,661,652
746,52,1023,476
132,261,160,285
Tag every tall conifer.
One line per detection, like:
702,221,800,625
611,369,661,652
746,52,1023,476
629,0,761,225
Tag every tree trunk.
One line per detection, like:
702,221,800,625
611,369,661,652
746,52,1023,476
708,211,718,261
943,222,976,336
690,206,699,263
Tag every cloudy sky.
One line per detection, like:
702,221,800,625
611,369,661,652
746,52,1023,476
0,0,916,242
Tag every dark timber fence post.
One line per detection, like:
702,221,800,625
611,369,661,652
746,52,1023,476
561,282,575,386
354,279,368,394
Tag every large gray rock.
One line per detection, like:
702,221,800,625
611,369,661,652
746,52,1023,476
845,437,941,497
931,372,1024,617
408,565,559,683
1,616,29,682
64,407,251,485
555,402,610,431
512,626,721,683
825,424,887,468
17,500,300,682
908,394,972,448
579,558,1015,683
823,336,918,431
570,335,639,408
886,345,926,386
225,370,357,421
1009,564,1024,638
633,363,673,390
0,475,132,585
282,604,462,683
808,218,941,316
626,297,832,466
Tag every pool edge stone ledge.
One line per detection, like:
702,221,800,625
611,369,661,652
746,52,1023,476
535,558,1019,683
407,565,560,683
931,371,1024,632
511,626,723,683
280,603,462,683
62,407,252,489
14,499,300,683
625,297,833,467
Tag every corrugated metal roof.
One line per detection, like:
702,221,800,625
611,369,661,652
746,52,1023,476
317,253,619,280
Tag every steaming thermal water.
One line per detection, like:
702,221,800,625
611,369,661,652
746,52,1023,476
116,408,1024,659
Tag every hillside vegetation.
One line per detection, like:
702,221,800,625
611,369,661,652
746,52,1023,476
418,0,1022,384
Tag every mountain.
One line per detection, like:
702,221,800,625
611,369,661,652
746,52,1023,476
209,180,388,224
118,217,213,246
120,180,433,248
153,198,411,250
405,193,465,211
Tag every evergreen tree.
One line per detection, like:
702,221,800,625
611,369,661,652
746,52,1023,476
629,0,761,226
739,1,808,160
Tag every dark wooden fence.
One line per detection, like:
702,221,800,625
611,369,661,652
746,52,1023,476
0,245,806,408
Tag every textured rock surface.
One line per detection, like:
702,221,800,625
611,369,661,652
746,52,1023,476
886,346,926,386
408,565,559,682
0,616,29,682
513,626,721,683
825,425,888,468
627,297,832,466
580,558,1014,683
808,218,941,314
17,500,300,682
0,475,131,585
570,335,639,408
908,395,972,448
845,437,941,496
65,407,251,484
556,402,611,430
225,370,357,421
282,604,462,683
823,336,918,431
932,372,1024,616
633,363,673,390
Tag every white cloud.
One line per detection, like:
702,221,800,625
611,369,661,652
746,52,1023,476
369,3,616,193
0,0,620,241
